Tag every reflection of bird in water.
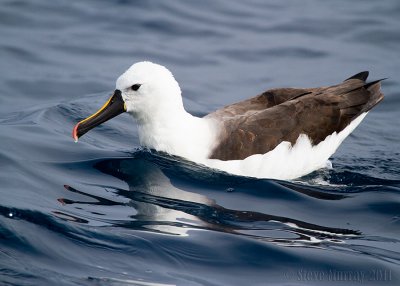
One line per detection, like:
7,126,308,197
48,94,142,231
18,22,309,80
58,156,360,244
73,62,384,179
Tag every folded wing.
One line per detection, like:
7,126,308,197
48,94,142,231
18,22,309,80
207,72,384,160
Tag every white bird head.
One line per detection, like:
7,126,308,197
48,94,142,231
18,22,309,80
73,61,185,140
116,61,184,121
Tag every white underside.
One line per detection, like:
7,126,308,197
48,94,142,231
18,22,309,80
135,106,367,180
200,113,368,180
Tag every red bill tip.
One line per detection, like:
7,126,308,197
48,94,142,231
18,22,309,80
72,123,79,142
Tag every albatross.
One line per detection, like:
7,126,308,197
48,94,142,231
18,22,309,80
72,61,384,180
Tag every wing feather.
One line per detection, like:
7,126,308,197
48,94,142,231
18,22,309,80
208,75,384,160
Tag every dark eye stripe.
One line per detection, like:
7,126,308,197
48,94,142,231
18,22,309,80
131,84,141,91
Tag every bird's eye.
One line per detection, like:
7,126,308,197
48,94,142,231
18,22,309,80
131,84,141,91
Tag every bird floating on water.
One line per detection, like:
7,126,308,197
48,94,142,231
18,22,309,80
73,62,384,180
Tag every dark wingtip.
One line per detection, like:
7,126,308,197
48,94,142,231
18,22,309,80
364,78,387,89
345,71,369,82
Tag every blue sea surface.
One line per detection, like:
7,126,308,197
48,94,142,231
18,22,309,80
1,1,399,285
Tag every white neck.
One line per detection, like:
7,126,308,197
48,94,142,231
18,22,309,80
133,107,217,162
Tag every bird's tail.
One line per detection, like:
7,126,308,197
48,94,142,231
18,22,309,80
344,71,385,113
336,72,384,130
361,79,385,112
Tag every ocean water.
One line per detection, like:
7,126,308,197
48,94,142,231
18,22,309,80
1,0,399,285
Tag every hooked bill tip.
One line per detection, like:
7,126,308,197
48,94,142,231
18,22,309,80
72,123,79,143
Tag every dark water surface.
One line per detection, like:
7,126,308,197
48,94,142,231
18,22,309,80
1,1,399,285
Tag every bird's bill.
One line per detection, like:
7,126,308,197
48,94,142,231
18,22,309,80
72,89,126,142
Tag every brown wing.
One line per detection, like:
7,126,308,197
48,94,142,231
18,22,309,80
207,72,384,160
206,87,314,118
